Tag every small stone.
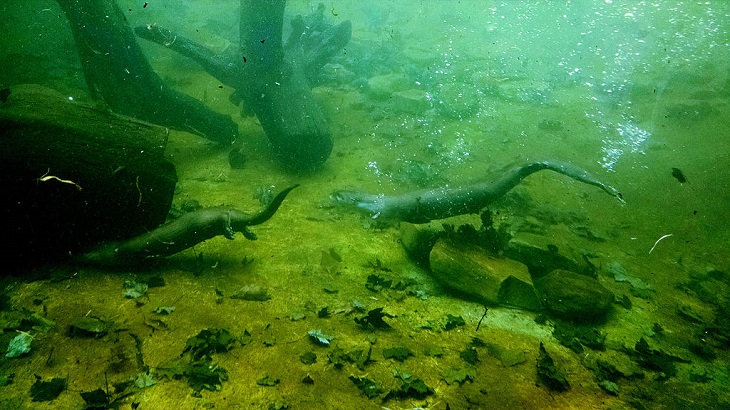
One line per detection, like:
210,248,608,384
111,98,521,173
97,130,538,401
391,89,431,114
367,73,408,99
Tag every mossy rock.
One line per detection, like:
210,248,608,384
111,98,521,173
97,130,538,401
534,269,613,321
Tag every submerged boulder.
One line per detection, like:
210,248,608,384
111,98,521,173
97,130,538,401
534,269,613,321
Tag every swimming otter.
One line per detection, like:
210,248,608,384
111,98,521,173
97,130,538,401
332,161,623,223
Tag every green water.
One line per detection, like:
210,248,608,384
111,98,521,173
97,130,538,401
1,1,729,408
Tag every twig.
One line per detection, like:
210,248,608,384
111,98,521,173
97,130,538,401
135,176,142,207
648,234,673,254
475,306,489,331
38,168,83,191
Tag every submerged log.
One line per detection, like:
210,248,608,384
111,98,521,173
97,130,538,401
2,86,297,269
56,0,238,144
428,238,541,311
134,1,351,170
238,0,333,169
0,85,177,267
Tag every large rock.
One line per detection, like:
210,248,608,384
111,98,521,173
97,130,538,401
534,269,614,321
504,237,595,279
428,238,541,311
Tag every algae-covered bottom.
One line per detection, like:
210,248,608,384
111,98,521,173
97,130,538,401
1,120,728,408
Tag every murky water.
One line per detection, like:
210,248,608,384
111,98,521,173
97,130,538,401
1,1,729,408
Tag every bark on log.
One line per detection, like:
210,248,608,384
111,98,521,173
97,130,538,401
134,1,351,170
428,238,541,310
56,0,238,144
285,3,352,84
239,0,333,170
1,85,177,268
